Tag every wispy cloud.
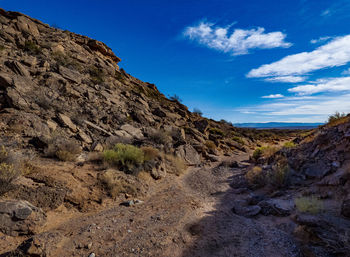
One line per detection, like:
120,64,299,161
247,35,350,81
310,36,332,44
183,22,292,55
264,76,305,83
288,76,350,95
262,94,284,99
238,93,350,122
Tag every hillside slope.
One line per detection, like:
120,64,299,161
0,9,308,257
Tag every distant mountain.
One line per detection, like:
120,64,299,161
234,122,322,129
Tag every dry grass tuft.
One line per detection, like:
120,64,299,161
295,196,323,214
141,146,159,161
164,154,187,176
100,169,138,198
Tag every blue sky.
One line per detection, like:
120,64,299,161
2,0,350,123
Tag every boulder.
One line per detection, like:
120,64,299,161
58,65,83,84
0,200,46,236
57,113,78,132
258,199,294,216
303,161,331,179
176,144,201,166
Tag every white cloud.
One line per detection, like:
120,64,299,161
264,76,305,83
262,94,284,99
236,93,350,122
247,35,350,80
183,22,292,55
288,76,350,95
310,36,332,44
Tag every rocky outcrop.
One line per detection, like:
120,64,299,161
0,200,46,236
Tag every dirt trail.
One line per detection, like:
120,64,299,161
2,152,301,257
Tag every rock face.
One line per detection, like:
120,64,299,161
0,200,46,236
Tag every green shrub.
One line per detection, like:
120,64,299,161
252,145,279,161
0,45,5,51
209,127,225,137
232,136,244,145
103,143,144,170
295,196,323,214
23,41,41,55
283,141,296,148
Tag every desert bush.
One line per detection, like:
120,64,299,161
327,112,349,126
100,169,138,197
103,143,144,172
0,45,5,51
245,166,265,187
164,154,187,176
149,130,170,145
193,108,203,116
252,145,279,161
295,196,323,214
269,161,290,188
141,146,159,161
45,136,81,161
169,94,182,102
205,140,216,150
232,136,244,145
23,41,41,55
53,51,81,70
0,163,20,193
283,141,296,148
209,127,225,137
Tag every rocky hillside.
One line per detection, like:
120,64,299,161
234,116,350,256
0,9,308,257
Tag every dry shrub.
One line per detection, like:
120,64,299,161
149,130,170,145
45,136,81,161
245,166,265,187
164,154,187,176
252,145,279,161
100,169,138,198
141,146,159,161
87,152,104,162
0,146,22,194
295,196,323,214
327,112,349,127
205,140,216,150
269,160,291,188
